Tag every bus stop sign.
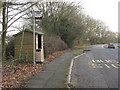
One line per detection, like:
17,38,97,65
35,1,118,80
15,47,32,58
35,11,43,19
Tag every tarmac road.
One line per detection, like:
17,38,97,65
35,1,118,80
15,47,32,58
71,44,119,88
26,50,75,88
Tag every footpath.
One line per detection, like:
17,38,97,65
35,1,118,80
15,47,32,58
26,50,75,88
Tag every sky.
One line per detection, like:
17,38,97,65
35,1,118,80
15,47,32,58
66,0,119,32
0,0,119,35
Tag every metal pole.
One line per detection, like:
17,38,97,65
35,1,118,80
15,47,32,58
33,11,36,64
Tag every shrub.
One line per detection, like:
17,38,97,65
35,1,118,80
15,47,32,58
13,57,33,63
6,36,14,60
44,35,67,57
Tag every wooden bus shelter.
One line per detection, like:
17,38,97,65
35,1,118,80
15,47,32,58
13,29,44,63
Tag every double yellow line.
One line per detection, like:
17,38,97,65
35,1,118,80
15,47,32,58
104,64,110,68
111,64,118,68
91,59,120,69
92,60,104,63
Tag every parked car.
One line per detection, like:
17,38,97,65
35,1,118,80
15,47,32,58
108,43,115,48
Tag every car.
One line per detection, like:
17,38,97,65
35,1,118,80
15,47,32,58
108,43,115,48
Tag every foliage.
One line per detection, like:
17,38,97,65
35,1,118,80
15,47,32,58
42,2,84,47
3,1,118,61
81,16,118,45
0,1,2,14
78,45,94,49
68,83,74,88
35,2,117,47
23,1,118,49
6,36,14,60
14,57,33,63
2,62,44,88
118,33,120,43
24,2,85,47
73,50,83,55
1,0,38,61
44,34,67,57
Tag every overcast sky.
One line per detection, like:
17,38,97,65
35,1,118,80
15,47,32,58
0,0,119,35
66,0,119,32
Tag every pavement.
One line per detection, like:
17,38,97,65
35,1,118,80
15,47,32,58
71,45,119,88
26,50,75,88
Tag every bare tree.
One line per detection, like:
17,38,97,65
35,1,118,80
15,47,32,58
1,0,38,61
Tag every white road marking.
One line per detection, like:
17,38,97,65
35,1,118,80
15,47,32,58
73,53,85,59
116,64,120,67
91,64,96,68
96,60,101,63
92,60,95,63
100,60,104,63
105,60,112,63
105,64,110,68
97,64,103,68
67,53,85,88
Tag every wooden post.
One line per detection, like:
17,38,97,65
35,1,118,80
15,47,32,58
41,35,44,62
19,29,24,59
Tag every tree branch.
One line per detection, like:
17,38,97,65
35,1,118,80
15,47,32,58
7,2,37,23
7,11,32,29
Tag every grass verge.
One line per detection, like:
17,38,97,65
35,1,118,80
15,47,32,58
63,59,71,88
73,45,95,49
73,50,84,56
68,83,74,88
79,45,95,49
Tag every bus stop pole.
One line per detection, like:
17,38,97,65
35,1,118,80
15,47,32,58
33,11,36,64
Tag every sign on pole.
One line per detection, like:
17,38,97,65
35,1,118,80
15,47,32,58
86,38,90,41
35,11,43,19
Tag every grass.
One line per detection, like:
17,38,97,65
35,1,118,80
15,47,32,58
68,83,74,88
73,50,84,56
63,58,75,88
79,45,95,49
74,45,95,49
63,59,71,88
64,59,75,88
118,45,120,48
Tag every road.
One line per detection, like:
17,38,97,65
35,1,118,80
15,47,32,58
71,44,119,88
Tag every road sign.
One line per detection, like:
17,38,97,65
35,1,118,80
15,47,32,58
86,38,90,41
35,11,43,19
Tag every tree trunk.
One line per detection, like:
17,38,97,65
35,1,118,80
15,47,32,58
2,2,7,61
